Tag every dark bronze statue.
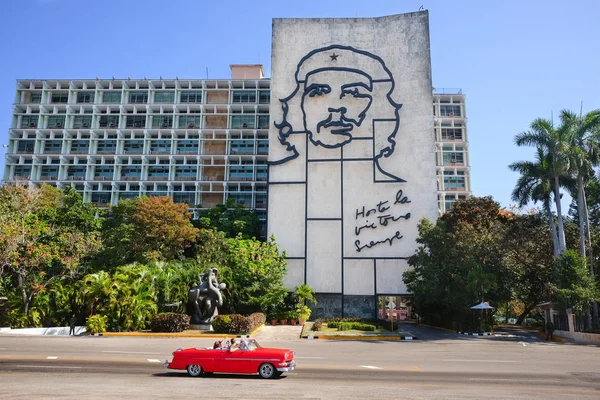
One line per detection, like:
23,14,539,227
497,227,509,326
187,268,226,324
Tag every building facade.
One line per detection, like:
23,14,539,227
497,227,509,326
3,65,270,232
1,12,472,319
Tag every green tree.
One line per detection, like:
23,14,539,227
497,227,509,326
404,197,509,330
195,199,261,239
219,235,288,315
554,250,599,314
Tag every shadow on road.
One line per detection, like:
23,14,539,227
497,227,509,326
153,372,288,380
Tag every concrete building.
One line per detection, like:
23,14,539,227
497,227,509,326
434,88,471,214
1,11,471,319
3,65,270,233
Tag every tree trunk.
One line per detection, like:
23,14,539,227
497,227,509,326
577,174,586,256
17,273,30,315
553,174,567,253
581,186,599,325
544,198,560,258
516,303,536,325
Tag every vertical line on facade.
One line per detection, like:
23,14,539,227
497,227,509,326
304,137,308,285
340,146,344,317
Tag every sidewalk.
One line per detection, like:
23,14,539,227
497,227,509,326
252,325,303,340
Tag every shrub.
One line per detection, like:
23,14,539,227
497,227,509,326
328,321,376,331
212,313,265,334
86,315,108,334
150,313,190,333
312,319,323,331
247,312,266,331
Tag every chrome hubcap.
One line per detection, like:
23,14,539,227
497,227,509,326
260,364,274,377
188,365,201,376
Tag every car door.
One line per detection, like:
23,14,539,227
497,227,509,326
220,347,252,373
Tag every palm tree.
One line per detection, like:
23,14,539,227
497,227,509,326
515,118,572,253
509,147,560,257
563,108,600,324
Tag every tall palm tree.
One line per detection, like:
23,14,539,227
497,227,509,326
514,118,572,253
509,147,560,257
563,108,600,324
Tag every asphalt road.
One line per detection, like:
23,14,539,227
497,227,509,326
0,328,599,399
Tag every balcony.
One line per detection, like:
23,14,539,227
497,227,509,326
39,176,58,181
147,176,169,181
92,176,113,181
67,176,86,181
175,176,197,181
121,176,141,181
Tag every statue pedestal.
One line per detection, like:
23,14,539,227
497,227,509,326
189,324,213,331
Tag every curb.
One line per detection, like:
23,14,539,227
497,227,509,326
301,335,418,341
535,331,564,343
457,331,492,336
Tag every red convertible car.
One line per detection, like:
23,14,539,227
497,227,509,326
163,338,296,379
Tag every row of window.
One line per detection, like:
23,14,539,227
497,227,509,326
18,115,270,130
15,139,269,154
22,90,271,105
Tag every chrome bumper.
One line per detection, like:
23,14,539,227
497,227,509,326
277,360,296,372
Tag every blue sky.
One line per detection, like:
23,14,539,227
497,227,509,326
0,0,598,210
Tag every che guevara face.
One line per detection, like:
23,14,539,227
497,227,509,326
301,69,373,148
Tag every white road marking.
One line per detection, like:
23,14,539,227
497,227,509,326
295,356,324,359
442,359,516,363
147,359,161,363
361,365,382,369
47,356,58,359
0,348,7,350
102,351,160,354
518,341,527,346
17,365,82,369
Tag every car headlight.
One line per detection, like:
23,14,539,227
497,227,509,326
284,353,289,359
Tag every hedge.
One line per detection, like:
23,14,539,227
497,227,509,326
150,313,190,333
212,313,265,334
327,321,376,331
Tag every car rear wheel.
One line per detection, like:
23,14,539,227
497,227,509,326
186,364,202,377
258,363,276,379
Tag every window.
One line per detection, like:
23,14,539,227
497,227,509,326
178,116,201,128
47,115,66,128
21,115,39,128
121,166,141,179
119,192,139,201
13,165,32,178
122,140,143,154
126,116,146,128
150,139,171,154
180,91,202,103
444,195,457,211
148,166,169,179
257,140,268,154
441,128,463,141
103,92,121,103
173,192,196,206
231,140,254,154
99,115,119,128
229,165,253,180
257,115,269,129
76,92,94,103
175,166,197,179
152,115,173,128
258,91,270,104
443,171,466,190
231,115,255,129
66,166,86,180
177,139,199,153
71,140,89,153
154,91,175,103
232,91,256,103
97,140,117,153
40,166,59,180
43,140,62,153
440,105,461,117
91,192,111,204
51,92,68,103
442,151,464,164
30,92,42,104
129,92,148,103
228,192,252,205
73,116,92,128
256,165,267,180
94,166,114,179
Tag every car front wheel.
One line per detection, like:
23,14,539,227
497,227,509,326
258,363,276,379
186,364,202,377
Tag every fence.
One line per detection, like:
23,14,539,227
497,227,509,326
553,314,569,331
574,315,591,332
